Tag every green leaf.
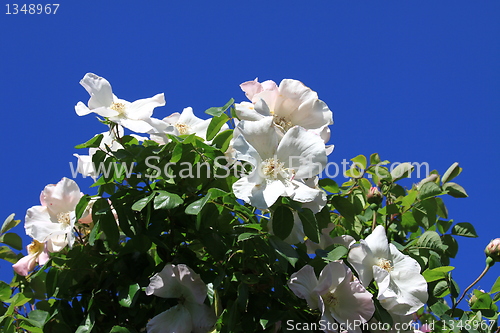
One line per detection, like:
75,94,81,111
390,162,414,181
429,300,449,317
110,326,132,333
433,280,450,298
330,196,355,221
75,134,103,149
471,290,496,311
271,206,294,241
26,310,49,328
422,266,455,282
452,222,478,238
238,232,259,242
490,276,500,294
417,182,443,201
212,129,233,152
1,214,20,235
75,311,95,333
0,233,22,250
416,231,446,254
442,162,462,184
185,195,211,215
0,281,12,301
324,246,348,262
205,98,234,116
269,236,299,267
206,113,230,141
131,192,155,211
351,155,367,170
75,195,91,221
0,245,20,263
443,182,468,198
93,198,120,250
370,153,381,166
318,178,339,193
153,191,183,210
118,283,140,308
299,208,320,243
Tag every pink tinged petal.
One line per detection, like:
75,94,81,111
13,253,37,276
80,73,114,109
288,265,320,310
365,226,390,259
289,98,333,131
38,245,50,265
42,178,82,214
276,126,327,179
146,304,192,333
347,241,376,286
240,78,263,101
184,302,217,333
234,102,266,121
174,264,207,304
236,118,279,160
127,93,165,120
256,80,279,107
146,264,183,299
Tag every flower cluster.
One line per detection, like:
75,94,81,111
14,177,88,276
289,226,428,331
10,73,443,333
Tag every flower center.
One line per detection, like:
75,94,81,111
27,240,44,255
175,123,191,135
273,115,293,132
261,158,285,178
57,212,72,226
110,102,127,115
322,292,338,307
377,258,394,272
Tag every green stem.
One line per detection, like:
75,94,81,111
453,257,495,309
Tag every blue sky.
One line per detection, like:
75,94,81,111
1,1,499,307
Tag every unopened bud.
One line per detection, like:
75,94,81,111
485,238,500,262
367,187,383,205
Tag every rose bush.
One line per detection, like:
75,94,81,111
0,73,498,332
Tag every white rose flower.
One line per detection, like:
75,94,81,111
75,73,165,133
347,226,428,315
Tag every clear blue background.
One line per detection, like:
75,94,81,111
1,0,499,310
